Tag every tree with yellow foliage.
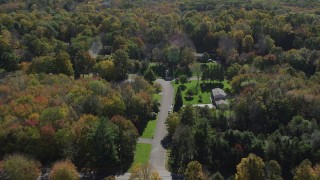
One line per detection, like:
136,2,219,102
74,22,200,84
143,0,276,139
293,159,320,180
129,163,161,180
185,161,205,180
235,153,265,180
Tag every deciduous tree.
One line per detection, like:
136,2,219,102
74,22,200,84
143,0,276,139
235,153,265,180
49,160,79,180
1,154,40,180
185,161,205,180
129,163,161,180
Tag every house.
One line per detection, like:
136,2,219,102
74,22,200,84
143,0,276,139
214,99,228,109
212,88,227,100
211,88,228,109
194,53,204,61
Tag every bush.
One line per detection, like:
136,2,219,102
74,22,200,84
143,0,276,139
185,95,194,101
179,75,188,84
179,85,187,91
153,83,162,93
186,88,196,96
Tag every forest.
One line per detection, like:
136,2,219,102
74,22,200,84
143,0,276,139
0,0,320,179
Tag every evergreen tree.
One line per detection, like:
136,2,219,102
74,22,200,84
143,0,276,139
144,68,157,83
174,86,183,112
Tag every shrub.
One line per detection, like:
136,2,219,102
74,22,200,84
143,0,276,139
179,75,188,84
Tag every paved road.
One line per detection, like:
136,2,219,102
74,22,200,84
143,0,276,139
116,79,174,180
150,79,174,180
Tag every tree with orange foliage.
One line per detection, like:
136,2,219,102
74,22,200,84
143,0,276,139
49,160,79,180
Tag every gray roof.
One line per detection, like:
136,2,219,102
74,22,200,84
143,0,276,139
215,99,228,106
212,88,226,98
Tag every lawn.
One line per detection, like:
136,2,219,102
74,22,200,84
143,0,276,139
128,89,162,171
129,143,152,172
141,119,157,138
172,80,231,105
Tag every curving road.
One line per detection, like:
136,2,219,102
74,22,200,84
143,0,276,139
150,79,174,179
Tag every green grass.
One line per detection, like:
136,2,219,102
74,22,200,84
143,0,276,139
141,92,162,139
172,80,232,105
129,143,152,172
173,80,211,105
141,119,157,138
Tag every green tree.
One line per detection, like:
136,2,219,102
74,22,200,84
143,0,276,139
93,60,115,81
185,161,205,180
180,105,196,126
0,33,19,71
235,153,265,180
170,125,195,173
173,87,183,112
1,154,40,180
144,68,157,83
226,63,242,80
90,117,118,172
266,160,282,180
74,51,95,78
179,75,188,84
49,160,79,180
293,160,320,180
192,63,202,84
111,115,139,170
166,113,180,137
114,49,129,81
242,35,254,53
180,47,195,67
55,52,74,76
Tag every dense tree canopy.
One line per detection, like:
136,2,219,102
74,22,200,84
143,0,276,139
0,0,320,179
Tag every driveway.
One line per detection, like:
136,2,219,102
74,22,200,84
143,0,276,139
150,79,174,179
116,79,174,180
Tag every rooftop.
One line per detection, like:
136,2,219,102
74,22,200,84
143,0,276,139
212,88,226,97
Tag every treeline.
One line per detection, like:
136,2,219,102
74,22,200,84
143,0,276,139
0,73,157,176
1,0,320,79
167,105,320,179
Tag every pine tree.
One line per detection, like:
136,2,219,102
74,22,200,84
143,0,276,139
174,86,183,112
144,68,157,83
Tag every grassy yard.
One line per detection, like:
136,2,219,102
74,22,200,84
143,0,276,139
141,92,162,139
172,80,231,105
141,119,157,138
129,143,152,172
